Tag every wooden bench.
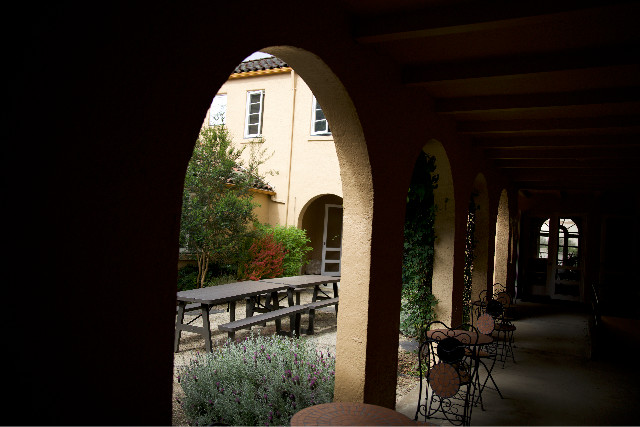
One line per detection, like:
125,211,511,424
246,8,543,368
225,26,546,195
219,297,339,340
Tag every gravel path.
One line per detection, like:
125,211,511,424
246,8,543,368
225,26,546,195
171,289,419,425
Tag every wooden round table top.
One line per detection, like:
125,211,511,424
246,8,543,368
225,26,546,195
290,402,434,426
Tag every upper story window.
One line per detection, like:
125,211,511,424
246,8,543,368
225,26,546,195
209,94,227,126
244,90,265,138
311,96,331,136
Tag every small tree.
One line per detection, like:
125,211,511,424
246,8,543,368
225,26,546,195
180,126,273,287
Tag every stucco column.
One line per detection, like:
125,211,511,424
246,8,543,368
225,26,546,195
494,190,510,287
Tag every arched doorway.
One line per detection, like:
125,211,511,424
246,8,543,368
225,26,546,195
299,194,344,276
535,216,584,301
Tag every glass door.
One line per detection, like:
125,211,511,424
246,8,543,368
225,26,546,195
551,217,583,301
321,204,343,276
536,216,583,301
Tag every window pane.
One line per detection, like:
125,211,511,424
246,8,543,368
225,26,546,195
315,121,326,133
250,93,262,103
249,113,260,125
315,108,325,121
209,94,226,126
249,103,261,114
247,124,258,135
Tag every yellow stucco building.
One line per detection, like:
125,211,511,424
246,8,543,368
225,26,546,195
204,55,344,275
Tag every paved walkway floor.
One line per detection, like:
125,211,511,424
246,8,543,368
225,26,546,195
395,300,640,425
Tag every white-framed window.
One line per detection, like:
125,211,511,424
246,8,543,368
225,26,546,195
311,96,331,136
244,90,265,138
209,94,227,126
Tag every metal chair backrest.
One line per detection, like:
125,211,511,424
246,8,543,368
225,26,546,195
476,313,495,335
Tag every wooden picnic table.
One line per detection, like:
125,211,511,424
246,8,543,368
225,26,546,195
260,274,340,304
174,275,340,352
175,280,289,352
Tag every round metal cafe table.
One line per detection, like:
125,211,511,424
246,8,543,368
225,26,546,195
290,402,435,426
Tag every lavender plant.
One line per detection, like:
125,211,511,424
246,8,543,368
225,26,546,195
177,334,335,426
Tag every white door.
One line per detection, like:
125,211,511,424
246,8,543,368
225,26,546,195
321,204,343,276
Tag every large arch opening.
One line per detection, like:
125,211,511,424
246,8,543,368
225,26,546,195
422,139,456,325
174,45,374,414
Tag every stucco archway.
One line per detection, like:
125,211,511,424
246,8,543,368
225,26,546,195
422,139,456,325
261,46,374,403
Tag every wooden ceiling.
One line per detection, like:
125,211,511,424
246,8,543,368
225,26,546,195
343,0,640,192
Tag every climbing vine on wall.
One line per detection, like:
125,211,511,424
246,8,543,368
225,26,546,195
463,192,478,324
401,152,439,340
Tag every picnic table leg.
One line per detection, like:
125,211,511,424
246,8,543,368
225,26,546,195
269,291,282,332
287,288,298,336
200,303,212,352
293,312,302,337
174,302,186,353
307,285,320,335
228,301,236,340
332,281,339,314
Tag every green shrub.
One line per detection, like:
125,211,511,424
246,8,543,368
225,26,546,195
177,334,335,426
178,265,238,291
256,224,313,277
177,265,200,291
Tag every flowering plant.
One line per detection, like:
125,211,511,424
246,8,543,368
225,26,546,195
241,233,286,280
177,334,335,425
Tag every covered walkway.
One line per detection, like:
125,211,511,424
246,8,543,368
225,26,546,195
396,301,640,425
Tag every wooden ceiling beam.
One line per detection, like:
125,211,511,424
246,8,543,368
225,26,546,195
352,0,633,42
435,87,640,113
507,169,637,181
493,158,638,168
457,115,640,134
514,180,635,190
472,135,640,148
402,43,640,84
483,146,640,160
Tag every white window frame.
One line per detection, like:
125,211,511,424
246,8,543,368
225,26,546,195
244,90,265,138
311,96,331,136
209,94,227,126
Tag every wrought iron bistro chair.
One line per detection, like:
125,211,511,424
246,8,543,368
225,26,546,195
472,313,504,409
493,282,516,320
415,321,480,426
486,298,517,367
471,290,489,327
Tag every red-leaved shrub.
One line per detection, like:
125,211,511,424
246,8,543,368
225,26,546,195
241,234,287,280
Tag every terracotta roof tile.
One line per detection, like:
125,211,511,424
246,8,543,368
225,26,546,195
233,56,288,74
